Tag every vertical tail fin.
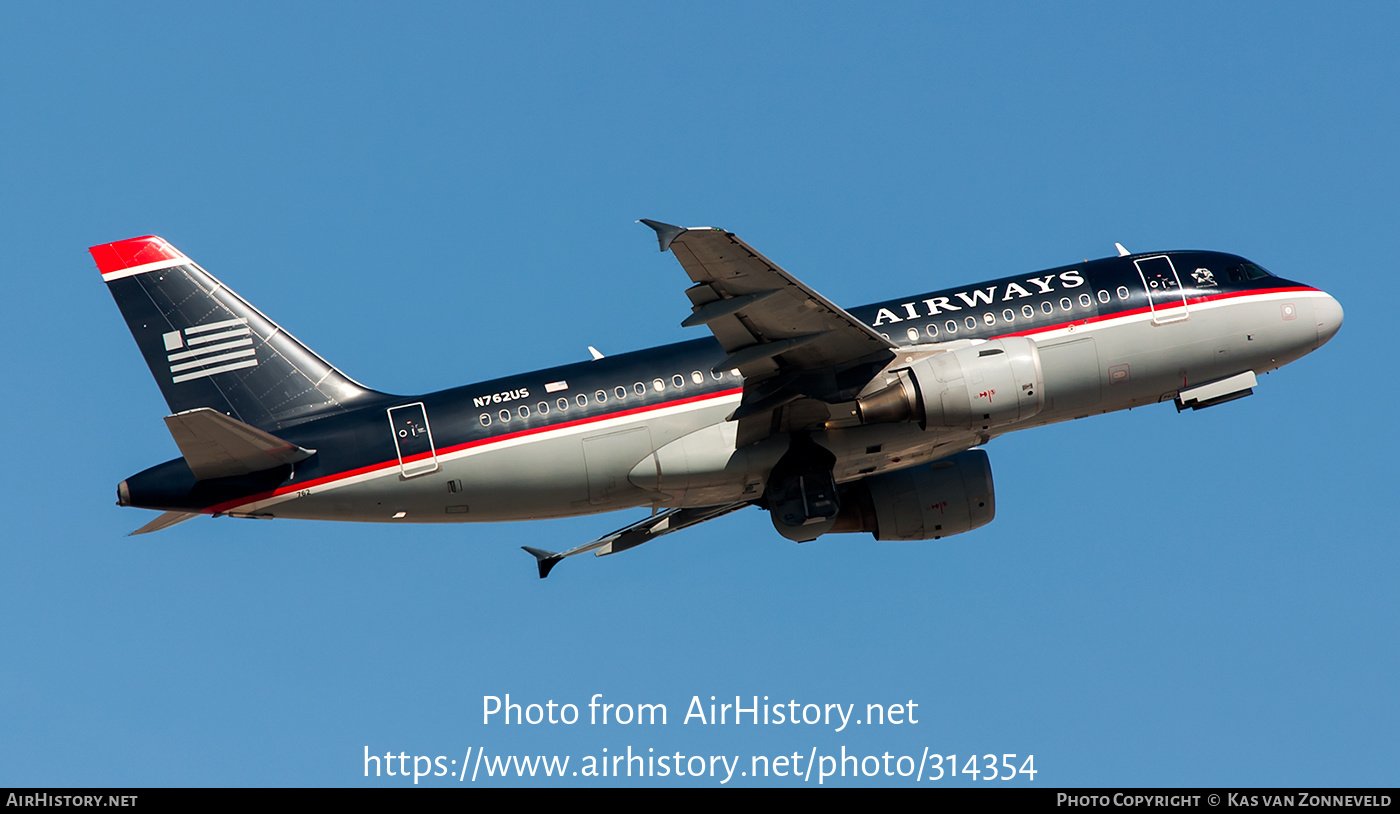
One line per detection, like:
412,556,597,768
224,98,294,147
92,235,388,432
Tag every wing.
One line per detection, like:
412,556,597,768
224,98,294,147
641,220,898,441
522,503,749,578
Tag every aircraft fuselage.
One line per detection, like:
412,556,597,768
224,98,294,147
116,248,1341,530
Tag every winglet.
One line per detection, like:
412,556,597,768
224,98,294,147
521,546,564,579
1115,242,1131,257
638,219,687,253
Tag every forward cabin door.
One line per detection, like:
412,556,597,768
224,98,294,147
1135,255,1190,325
388,403,439,478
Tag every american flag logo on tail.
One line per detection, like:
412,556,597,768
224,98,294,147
162,318,259,383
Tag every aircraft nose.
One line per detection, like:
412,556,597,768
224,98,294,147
1315,293,1344,349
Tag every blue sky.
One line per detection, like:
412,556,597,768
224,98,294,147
1,1,1395,786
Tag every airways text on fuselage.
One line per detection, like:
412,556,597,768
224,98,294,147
871,270,1087,325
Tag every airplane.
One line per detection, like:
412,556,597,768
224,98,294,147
93,222,1343,577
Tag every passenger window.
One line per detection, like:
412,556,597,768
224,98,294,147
906,327,919,342
1041,301,1053,315
653,378,665,392
926,323,939,338
499,409,511,422
557,398,569,411
1117,286,1129,300
480,414,491,427
576,394,588,407
537,402,548,415
1022,304,1034,319
964,316,976,330
983,313,995,326
595,390,607,403
945,320,958,334
711,370,723,381
1060,297,1072,311
691,371,703,384
635,382,645,395
1002,309,1015,322
615,386,627,400
1079,293,1092,308
1097,290,1110,304
518,405,529,418
672,374,684,388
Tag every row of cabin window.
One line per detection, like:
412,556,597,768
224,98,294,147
479,368,740,427
888,287,1131,342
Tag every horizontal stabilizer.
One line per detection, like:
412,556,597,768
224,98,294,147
164,407,316,480
129,510,199,536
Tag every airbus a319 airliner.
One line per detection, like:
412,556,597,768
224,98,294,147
94,221,1342,577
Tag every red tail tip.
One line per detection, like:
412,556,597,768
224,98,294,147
89,236,187,275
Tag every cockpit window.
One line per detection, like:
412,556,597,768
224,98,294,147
1226,262,1272,282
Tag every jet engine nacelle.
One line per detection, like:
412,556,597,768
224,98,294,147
830,449,995,541
856,337,1044,431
